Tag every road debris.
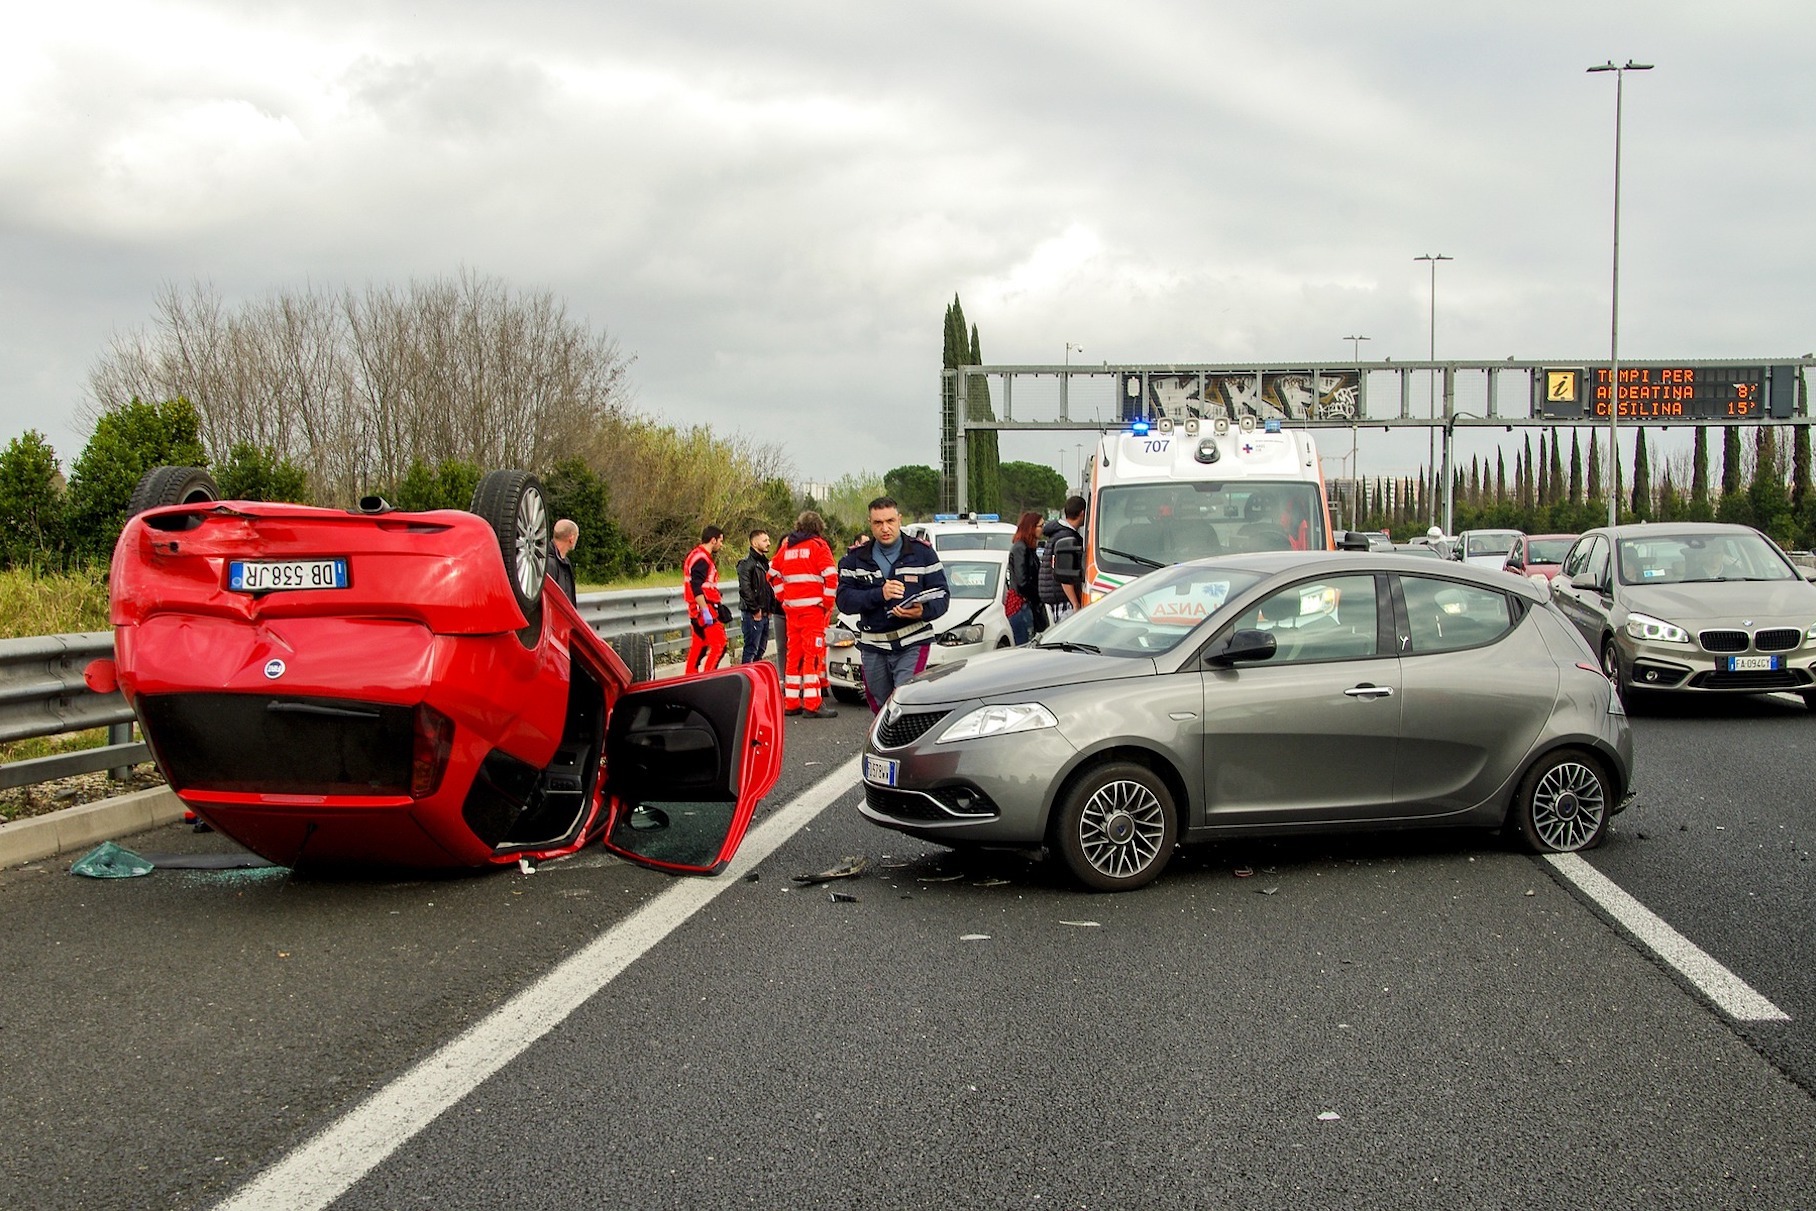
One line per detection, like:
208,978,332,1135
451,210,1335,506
829,891,859,903
1258,886,1279,895
1233,866,1254,878
794,856,870,885
69,842,153,879
518,857,537,875
1317,1111,1342,1122
960,934,991,941
1059,920,1101,928
917,874,963,883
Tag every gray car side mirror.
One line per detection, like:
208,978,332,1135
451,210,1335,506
1207,628,1277,666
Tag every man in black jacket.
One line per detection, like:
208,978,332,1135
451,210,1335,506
736,529,778,664
1038,496,1087,620
549,519,579,604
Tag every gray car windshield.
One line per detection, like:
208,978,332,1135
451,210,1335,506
1040,563,1266,657
1094,482,1325,574
1617,531,1795,585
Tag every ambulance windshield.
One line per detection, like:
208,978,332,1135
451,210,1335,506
1094,481,1326,574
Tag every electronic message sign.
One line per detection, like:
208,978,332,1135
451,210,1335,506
1540,364,1794,421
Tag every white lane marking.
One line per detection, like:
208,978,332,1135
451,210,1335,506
215,756,863,1211
1546,852,1790,1023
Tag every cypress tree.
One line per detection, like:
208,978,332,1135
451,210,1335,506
1688,426,1712,521
1548,428,1566,506
1630,428,1651,520
1749,426,1792,543
1535,433,1550,508
966,323,1001,514
1586,432,1603,508
1721,427,1743,498
1495,449,1507,504
1568,430,1583,505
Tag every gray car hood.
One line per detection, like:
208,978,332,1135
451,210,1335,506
1623,578,1816,624
893,646,1155,706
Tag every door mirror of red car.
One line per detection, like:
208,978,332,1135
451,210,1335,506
601,664,783,875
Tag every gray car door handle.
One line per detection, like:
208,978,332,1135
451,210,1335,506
1344,684,1394,699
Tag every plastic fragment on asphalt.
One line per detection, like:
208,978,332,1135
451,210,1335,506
1258,886,1279,895
1318,1111,1342,1122
69,842,154,879
742,871,760,882
794,856,870,884
518,857,536,875
829,891,858,902
960,934,991,940
918,874,963,882
975,878,1010,887
1233,867,1254,878
1059,920,1101,927
1524,889,1536,896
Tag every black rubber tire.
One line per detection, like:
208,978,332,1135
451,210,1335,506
608,633,655,683
1599,637,1630,709
126,466,218,519
831,686,865,705
1511,749,1611,853
1052,760,1177,892
469,470,548,628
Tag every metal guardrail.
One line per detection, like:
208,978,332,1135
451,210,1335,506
0,579,739,793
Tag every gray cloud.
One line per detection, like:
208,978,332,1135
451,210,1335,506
1,0,1810,488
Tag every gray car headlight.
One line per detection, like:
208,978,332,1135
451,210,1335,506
937,624,986,646
1624,612,1689,644
937,703,1058,743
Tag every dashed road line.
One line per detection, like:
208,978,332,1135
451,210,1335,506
1546,852,1790,1023
214,756,863,1211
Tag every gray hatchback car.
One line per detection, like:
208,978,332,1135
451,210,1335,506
861,552,1632,890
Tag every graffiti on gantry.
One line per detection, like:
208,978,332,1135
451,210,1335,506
1120,372,1361,423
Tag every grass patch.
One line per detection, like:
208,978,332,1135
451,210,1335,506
584,567,687,593
0,568,110,638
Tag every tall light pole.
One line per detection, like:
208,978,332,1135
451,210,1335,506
1589,59,1653,529
1342,334,1370,529
1414,255,1452,529
1065,341,1083,368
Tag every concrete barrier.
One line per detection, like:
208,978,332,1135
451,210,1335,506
0,786,187,870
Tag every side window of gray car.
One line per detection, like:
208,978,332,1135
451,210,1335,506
1399,577,1516,654
1583,536,1610,588
1225,574,1380,664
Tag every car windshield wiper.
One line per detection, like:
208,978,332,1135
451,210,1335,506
1097,545,1165,570
1035,638,1102,654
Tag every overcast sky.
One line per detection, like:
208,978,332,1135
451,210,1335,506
3,1,1811,495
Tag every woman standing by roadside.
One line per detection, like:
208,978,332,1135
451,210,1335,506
1006,510,1043,644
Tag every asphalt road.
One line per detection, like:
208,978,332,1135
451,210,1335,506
2,698,1813,1210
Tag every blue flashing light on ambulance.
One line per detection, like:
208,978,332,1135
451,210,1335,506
1081,414,1334,602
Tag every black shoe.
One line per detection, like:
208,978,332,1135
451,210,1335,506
784,706,802,716
805,704,838,718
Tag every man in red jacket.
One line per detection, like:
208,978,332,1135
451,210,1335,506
683,525,728,673
767,510,839,717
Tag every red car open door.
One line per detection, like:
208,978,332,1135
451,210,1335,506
598,663,784,875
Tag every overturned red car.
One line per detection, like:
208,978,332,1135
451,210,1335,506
87,466,783,873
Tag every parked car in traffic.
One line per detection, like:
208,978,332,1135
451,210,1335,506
1453,529,1524,569
89,466,785,872
1549,522,1816,708
905,514,1015,552
1503,533,1579,584
861,551,1633,890
827,549,1015,704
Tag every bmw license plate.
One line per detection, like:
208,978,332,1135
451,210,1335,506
1724,654,1780,672
229,558,349,593
863,755,899,787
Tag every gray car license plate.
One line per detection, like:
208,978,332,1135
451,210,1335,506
863,755,898,786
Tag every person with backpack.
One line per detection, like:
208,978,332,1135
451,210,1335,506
1038,495,1088,622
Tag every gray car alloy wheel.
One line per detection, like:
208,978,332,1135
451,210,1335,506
1515,751,1609,853
1055,761,1177,891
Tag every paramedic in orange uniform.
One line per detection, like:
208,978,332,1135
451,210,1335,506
767,510,840,717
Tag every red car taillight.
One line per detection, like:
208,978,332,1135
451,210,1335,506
411,705,454,798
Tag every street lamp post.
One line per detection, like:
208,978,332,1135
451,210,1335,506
1588,59,1653,530
1342,334,1370,529
1414,255,1452,530
1065,342,1083,368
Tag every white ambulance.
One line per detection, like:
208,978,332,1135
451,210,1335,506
1081,415,1334,602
